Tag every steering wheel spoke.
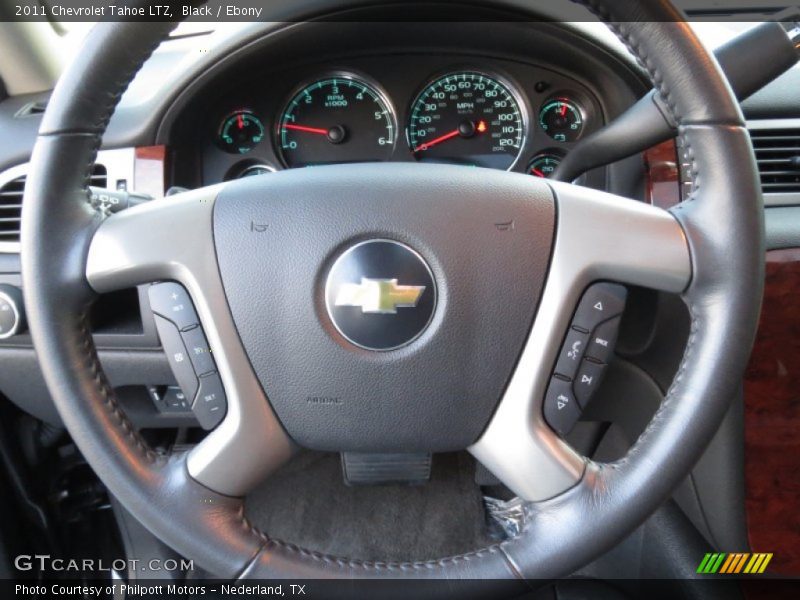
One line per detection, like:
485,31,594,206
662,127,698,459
470,183,691,501
23,1,763,580
86,185,294,497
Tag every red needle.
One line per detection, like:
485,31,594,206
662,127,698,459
531,168,546,177
415,129,460,152
560,102,568,117
283,123,329,135
237,114,244,129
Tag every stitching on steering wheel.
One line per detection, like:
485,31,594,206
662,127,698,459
78,304,160,463
61,2,715,575
234,3,709,572
574,0,701,205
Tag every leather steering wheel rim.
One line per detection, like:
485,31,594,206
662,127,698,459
20,0,764,581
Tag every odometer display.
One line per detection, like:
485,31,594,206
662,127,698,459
277,76,396,168
407,72,525,170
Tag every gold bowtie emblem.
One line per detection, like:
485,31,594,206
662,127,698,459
335,278,425,314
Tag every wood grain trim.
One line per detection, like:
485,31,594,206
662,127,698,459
744,248,800,575
134,145,167,198
644,139,680,209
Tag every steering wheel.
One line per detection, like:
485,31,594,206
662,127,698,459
21,0,763,581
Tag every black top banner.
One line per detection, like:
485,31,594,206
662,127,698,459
0,0,797,23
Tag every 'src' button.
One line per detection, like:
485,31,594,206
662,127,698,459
572,283,627,333
585,316,621,363
544,378,581,436
192,372,227,430
148,282,199,331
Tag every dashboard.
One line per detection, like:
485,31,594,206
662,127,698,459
160,20,648,193
0,17,652,425
202,59,602,180
0,11,799,574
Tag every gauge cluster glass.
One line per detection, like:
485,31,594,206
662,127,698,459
527,152,563,178
276,75,396,168
406,71,526,170
538,96,585,142
217,110,265,154
210,70,595,176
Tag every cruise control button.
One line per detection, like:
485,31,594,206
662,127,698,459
148,282,199,331
586,316,621,363
574,359,606,407
181,326,215,376
544,378,581,436
192,372,227,430
572,283,627,333
554,328,590,379
153,315,198,400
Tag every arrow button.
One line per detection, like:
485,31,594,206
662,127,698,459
574,359,607,407
572,283,627,332
544,378,581,436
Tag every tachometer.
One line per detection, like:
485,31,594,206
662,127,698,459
407,71,525,170
277,75,396,168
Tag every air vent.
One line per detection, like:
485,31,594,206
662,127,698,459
749,128,800,194
0,175,25,243
0,164,107,244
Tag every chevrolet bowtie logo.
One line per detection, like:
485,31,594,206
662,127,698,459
334,278,425,314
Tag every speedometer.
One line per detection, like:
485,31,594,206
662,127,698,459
407,71,526,170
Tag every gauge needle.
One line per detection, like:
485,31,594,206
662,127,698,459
282,123,329,135
237,114,244,129
531,168,546,177
415,120,487,152
415,129,460,152
560,103,568,117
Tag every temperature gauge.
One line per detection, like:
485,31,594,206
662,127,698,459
218,110,265,154
539,97,584,142
527,153,563,178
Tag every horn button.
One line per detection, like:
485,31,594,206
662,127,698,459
325,239,436,351
213,164,554,452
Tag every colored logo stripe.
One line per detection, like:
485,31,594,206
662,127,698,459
697,553,773,574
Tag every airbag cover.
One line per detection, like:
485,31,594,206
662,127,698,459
213,163,554,451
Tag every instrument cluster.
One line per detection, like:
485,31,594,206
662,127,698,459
204,60,601,182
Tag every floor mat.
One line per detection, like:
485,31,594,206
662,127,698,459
245,451,494,562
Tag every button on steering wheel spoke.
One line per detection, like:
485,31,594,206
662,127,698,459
469,181,692,502
85,185,294,497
